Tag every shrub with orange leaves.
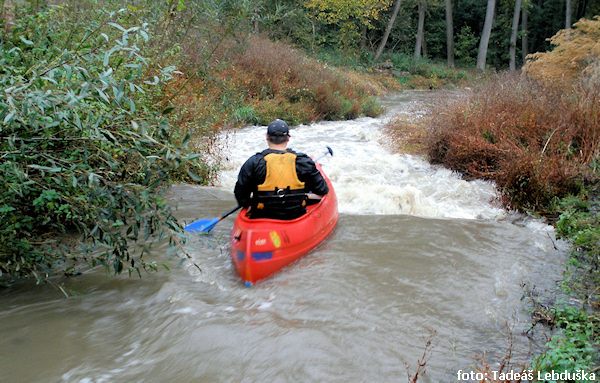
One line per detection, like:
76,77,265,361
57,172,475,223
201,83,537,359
523,16,600,90
425,72,599,212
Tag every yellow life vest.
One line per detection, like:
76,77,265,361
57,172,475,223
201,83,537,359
257,152,305,192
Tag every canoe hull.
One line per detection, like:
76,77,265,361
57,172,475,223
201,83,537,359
230,162,338,285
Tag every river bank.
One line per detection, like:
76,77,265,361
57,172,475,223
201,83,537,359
383,83,600,377
2,2,597,376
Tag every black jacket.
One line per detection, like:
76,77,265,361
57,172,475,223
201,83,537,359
234,148,329,219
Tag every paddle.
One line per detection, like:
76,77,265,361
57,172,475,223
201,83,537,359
315,145,334,162
184,146,333,233
184,205,242,233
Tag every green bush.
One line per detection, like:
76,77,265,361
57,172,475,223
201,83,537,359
361,96,383,117
455,25,478,66
0,6,198,283
232,106,260,125
533,305,599,375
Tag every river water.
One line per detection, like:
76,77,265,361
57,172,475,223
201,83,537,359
0,91,567,382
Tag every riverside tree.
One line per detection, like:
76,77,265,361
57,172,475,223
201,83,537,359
0,5,202,283
304,0,393,51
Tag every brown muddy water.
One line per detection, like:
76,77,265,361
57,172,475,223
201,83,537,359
0,91,567,383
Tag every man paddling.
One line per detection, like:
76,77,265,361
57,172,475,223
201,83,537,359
234,119,329,220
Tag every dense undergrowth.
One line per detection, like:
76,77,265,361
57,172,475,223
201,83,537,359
0,5,204,282
387,17,600,380
534,196,600,376
426,74,599,214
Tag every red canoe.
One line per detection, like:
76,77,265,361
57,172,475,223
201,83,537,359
230,161,338,286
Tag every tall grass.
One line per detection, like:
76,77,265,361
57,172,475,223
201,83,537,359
425,73,600,212
222,35,386,124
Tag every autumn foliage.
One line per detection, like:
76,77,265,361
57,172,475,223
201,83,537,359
224,35,386,124
426,74,599,212
523,16,600,90
160,34,387,135
423,19,600,212
304,0,392,50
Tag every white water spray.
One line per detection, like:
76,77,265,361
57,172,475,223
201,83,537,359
216,102,507,220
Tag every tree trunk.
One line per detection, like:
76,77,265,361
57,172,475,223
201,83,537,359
521,7,528,61
476,0,496,71
374,0,403,61
445,0,455,68
361,25,367,50
509,0,521,71
414,2,426,59
565,0,572,29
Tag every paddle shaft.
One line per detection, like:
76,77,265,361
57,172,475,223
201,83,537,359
220,205,242,220
314,146,334,163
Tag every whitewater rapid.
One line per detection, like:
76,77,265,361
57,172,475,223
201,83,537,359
215,113,506,220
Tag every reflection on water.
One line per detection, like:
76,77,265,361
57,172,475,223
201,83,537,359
0,91,566,383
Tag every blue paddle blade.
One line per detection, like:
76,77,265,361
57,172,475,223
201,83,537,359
184,217,220,233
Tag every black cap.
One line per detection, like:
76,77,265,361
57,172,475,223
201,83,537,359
267,119,290,136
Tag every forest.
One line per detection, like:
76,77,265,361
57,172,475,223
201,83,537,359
1,0,599,377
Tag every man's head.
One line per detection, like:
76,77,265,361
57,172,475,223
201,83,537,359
267,119,290,145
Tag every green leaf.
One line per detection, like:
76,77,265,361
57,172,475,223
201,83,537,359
0,205,16,213
162,106,175,115
63,64,72,80
28,165,63,172
108,22,126,32
96,88,110,103
73,112,82,129
182,132,191,146
19,36,34,45
186,169,203,182
3,112,15,124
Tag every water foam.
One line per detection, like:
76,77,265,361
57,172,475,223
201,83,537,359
215,94,508,220
216,119,505,220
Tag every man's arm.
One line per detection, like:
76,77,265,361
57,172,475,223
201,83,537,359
234,157,258,207
296,155,329,196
